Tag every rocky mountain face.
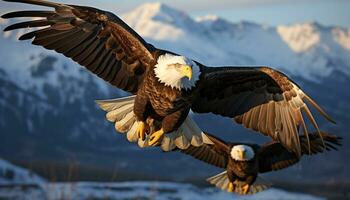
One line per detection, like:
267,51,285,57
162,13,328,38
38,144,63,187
0,3,349,182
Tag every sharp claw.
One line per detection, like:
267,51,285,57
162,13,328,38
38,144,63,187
137,121,146,141
149,128,164,146
241,184,250,195
151,141,158,147
227,182,235,192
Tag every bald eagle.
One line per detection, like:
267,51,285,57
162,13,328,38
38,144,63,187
181,132,341,195
2,0,335,155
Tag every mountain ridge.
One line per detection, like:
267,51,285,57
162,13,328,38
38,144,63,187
120,3,350,80
1,3,350,80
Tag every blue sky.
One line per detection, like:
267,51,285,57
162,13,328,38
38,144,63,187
1,0,349,27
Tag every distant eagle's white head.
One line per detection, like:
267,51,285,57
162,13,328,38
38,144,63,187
230,145,255,161
154,54,201,90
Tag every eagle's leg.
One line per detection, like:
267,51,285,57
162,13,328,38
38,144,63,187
148,108,188,146
240,175,255,195
227,182,235,192
134,95,150,141
149,128,164,146
227,170,238,193
136,121,147,141
241,184,250,194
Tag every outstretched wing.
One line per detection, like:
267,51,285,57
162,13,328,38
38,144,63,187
180,133,231,168
192,66,335,156
258,132,341,173
2,0,159,93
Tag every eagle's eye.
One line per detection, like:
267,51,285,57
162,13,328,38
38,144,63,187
167,63,182,69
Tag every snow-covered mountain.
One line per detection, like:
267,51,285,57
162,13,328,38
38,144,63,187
0,2,349,186
123,3,350,81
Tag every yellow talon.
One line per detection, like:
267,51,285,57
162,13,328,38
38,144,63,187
241,184,250,195
137,121,146,141
227,182,235,192
149,128,165,146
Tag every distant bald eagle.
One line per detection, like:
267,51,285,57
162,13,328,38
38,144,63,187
181,132,341,195
2,0,335,155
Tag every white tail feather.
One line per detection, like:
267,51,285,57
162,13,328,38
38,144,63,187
127,121,140,142
207,171,271,195
107,104,134,122
207,171,231,191
96,96,136,111
161,134,177,151
96,96,208,151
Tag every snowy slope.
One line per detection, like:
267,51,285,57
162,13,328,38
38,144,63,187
0,159,324,200
0,181,325,200
0,18,121,141
0,159,44,185
41,182,324,200
123,3,350,81
0,18,110,99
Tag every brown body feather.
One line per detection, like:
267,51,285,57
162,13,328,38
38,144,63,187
135,68,201,133
227,156,259,181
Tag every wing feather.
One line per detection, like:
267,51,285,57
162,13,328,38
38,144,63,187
180,133,230,168
2,0,159,93
192,66,335,156
258,132,341,173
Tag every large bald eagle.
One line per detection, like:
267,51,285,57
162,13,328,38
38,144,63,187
181,132,341,195
2,0,335,155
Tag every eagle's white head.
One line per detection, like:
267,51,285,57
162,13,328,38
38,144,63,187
230,145,255,161
154,54,201,90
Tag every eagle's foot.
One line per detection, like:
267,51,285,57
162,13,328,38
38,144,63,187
137,121,147,141
227,182,235,192
241,184,250,194
149,128,164,146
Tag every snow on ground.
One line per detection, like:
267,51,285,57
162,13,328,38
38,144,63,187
0,159,324,200
0,181,325,200
0,159,45,185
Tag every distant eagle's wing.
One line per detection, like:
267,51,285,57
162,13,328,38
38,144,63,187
191,66,335,156
2,0,158,93
180,133,230,168
257,132,341,173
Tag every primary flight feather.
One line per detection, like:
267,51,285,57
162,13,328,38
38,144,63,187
1,0,335,155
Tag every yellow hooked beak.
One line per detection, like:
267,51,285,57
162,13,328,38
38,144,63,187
240,151,246,160
180,65,193,80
